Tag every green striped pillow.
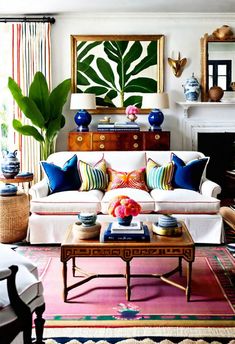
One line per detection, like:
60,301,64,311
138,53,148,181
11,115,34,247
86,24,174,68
79,158,107,191
146,158,174,190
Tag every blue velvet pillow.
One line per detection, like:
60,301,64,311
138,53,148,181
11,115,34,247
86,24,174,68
41,155,81,194
171,153,208,191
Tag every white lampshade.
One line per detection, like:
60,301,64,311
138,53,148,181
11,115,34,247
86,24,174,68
142,93,169,109
70,93,96,110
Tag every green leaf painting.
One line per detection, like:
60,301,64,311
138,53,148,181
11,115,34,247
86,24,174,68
72,35,164,111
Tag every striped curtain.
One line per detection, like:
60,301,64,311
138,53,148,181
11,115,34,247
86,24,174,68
11,22,51,183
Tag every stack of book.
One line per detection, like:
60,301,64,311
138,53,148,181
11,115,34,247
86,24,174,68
97,121,140,131
100,221,150,242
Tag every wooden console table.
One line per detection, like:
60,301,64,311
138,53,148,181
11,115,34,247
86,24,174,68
68,131,170,151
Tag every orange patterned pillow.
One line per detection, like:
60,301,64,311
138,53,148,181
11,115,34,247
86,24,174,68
107,167,148,191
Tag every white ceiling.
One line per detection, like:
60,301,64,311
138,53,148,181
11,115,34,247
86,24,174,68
0,0,235,15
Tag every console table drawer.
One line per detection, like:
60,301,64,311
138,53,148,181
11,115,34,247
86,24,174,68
143,132,170,150
68,133,92,151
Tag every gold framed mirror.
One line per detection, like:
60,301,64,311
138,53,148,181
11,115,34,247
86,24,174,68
71,35,164,114
201,26,235,101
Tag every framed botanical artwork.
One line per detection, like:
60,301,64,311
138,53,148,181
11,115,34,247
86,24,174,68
71,34,164,114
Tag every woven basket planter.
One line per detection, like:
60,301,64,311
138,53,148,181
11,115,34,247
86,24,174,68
0,192,29,243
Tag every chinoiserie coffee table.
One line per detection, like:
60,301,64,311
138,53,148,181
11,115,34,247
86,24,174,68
60,221,195,303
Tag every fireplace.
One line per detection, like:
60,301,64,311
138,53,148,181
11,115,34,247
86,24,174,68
198,132,235,200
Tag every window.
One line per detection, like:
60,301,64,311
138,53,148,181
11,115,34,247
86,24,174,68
208,60,232,91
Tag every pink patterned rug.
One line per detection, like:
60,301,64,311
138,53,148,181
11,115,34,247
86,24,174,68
17,245,235,328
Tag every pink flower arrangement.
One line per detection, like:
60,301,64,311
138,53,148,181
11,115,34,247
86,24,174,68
125,105,140,115
108,195,141,218
125,105,140,122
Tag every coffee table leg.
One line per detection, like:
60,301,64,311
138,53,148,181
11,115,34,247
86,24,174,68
126,261,131,301
62,261,68,302
186,261,192,302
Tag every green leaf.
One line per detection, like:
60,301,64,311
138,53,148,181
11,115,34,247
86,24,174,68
77,71,90,86
127,41,157,78
85,86,108,95
8,77,24,104
96,58,116,88
106,89,117,100
12,119,44,142
112,41,129,56
123,41,142,74
28,72,50,121
81,54,94,66
49,78,71,120
125,77,157,93
104,46,119,64
96,96,116,108
78,41,102,60
78,63,110,88
46,116,65,142
124,95,142,107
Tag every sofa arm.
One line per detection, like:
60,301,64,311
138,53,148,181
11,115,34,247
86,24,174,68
29,178,49,199
200,179,222,198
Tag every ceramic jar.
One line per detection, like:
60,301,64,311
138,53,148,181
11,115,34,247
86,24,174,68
183,73,201,101
1,150,20,179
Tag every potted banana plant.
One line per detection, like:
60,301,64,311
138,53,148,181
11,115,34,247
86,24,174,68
8,72,71,160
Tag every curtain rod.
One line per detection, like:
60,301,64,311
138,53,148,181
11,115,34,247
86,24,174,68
0,16,55,24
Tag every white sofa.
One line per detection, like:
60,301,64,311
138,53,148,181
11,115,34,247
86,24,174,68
28,150,223,244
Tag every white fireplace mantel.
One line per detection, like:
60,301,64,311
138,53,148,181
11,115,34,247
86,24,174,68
176,101,235,118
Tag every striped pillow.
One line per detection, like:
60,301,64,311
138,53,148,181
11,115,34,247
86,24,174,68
79,158,107,191
146,158,174,190
107,167,148,191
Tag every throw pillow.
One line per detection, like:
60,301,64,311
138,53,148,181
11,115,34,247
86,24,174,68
79,158,107,191
41,154,80,194
146,158,174,190
171,153,209,191
107,167,148,191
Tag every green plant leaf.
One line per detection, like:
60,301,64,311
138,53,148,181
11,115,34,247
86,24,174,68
45,115,65,142
77,71,90,86
12,119,44,142
79,63,110,88
125,77,157,93
49,78,71,120
96,58,116,88
103,42,119,63
77,41,102,60
127,41,157,78
123,41,142,74
112,41,129,56
85,86,108,95
28,71,50,121
124,95,142,107
8,77,24,104
81,54,94,66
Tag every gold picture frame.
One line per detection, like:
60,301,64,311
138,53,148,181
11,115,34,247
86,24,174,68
71,34,164,114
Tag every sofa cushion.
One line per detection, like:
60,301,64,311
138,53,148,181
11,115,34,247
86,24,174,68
107,167,148,191
41,154,81,194
171,153,208,191
150,188,220,214
146,158,174,190
101,188,155,214
79,158,107,191
30,190,103,215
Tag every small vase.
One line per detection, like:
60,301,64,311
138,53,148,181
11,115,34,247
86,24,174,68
1,150,20,179
183,73,200,101
117,215,133,226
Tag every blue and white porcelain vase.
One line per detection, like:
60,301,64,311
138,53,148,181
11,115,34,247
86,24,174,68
1,150,20,179
183,73,200,101
117,215,133,226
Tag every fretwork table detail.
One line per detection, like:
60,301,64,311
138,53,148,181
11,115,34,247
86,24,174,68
61,222,195,303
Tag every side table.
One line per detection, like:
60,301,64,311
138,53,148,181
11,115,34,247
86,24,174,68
0,191,29,243
0,174,34,190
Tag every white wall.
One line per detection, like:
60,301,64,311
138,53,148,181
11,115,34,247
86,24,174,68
51,13,235,151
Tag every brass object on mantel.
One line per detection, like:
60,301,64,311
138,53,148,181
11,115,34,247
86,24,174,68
200,26,235,102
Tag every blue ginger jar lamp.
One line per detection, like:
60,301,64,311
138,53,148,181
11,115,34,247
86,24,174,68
183,73,200,101
70,93,96,132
